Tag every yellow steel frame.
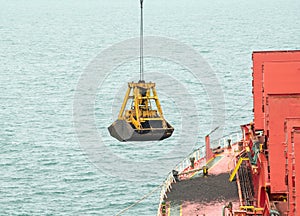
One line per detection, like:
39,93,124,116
229,157,249,182
240,206,264,212
117,82,166,129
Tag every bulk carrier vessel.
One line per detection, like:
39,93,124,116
157,50,300,216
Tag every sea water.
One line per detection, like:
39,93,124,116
1,0,299,215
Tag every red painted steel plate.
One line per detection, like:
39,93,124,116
293,129,300,215
252,51,300,130
262,61,300,133
265,94,300,193
284,118,300,215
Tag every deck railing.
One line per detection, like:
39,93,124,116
217,133,241,149
157,132,241,216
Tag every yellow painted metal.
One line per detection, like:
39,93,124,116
133,87,141,129
180,204,182,216
240,205,254,210
239,206,263,212
130,114,140,129
117,81,169,130
152,87,164,117
128,82,156,88
140,118,163,121
229,158,249,182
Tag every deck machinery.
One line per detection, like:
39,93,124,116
158,50,300,216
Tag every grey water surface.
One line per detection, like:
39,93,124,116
1,0,299,215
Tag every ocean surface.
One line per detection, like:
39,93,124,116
1,0,299,215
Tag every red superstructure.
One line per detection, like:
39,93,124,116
252,51,300,130
229,51,300,215
250,51,300,215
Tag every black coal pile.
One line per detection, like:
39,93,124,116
165,173,238,203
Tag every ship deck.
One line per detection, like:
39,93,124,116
164,146,240,215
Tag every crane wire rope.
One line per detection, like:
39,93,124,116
139,0,144,81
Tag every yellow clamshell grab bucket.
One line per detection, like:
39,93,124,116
108,81,174,142
108,0,174,142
